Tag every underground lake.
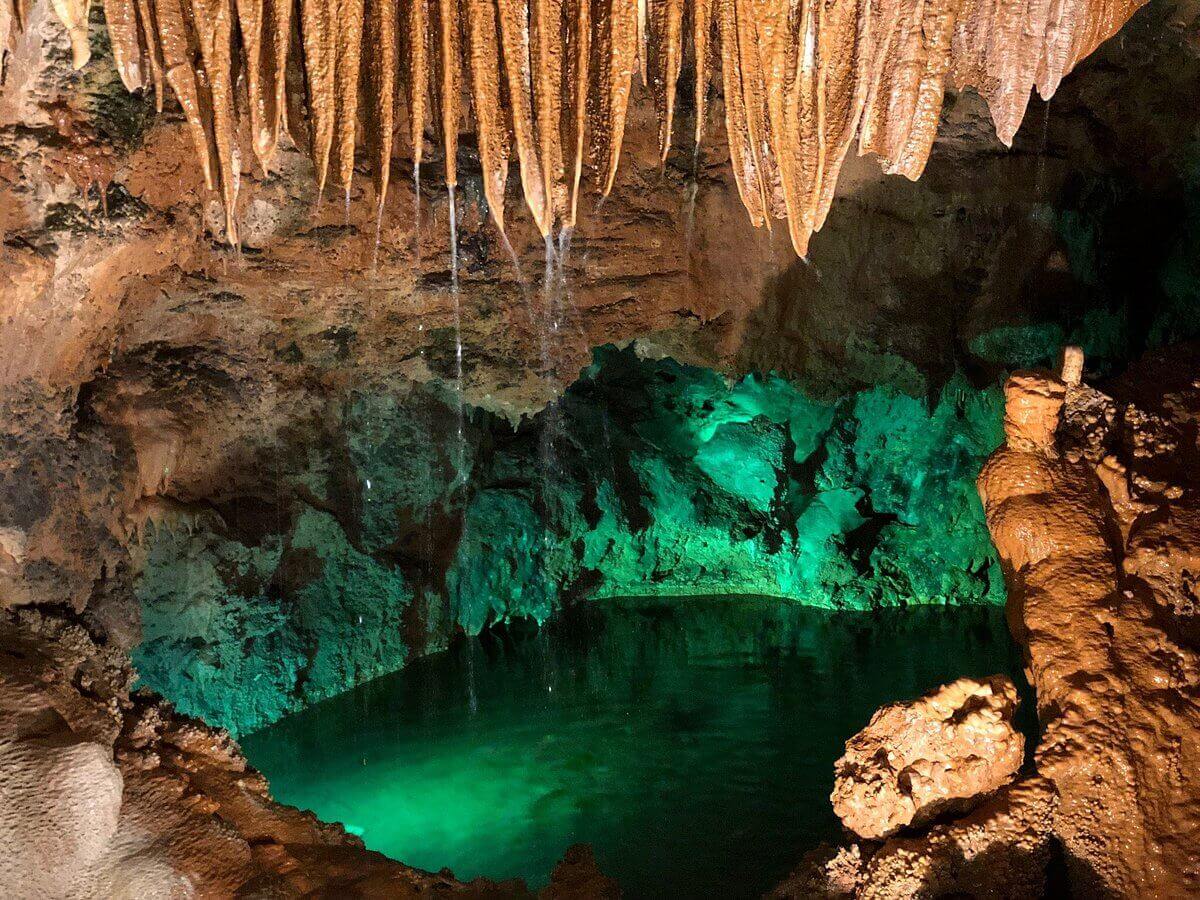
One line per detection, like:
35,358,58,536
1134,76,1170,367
239,598,1027,898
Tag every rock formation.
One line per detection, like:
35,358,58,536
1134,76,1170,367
0,608,617,897
7,0,1147,253
782,347,1200,896
979,355,1200,896
2,0,1199,893
830,675,1024,840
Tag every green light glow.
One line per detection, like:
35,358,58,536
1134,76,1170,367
133,348,1006,736
241,599,1023,898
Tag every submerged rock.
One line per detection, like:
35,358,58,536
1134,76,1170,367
831,675,1024,840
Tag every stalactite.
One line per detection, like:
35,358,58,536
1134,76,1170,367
717,0,763,227
155,0,215,190
647,0,683,163
434,0,461,189
236,0,291,172
136,0,167,112
497,0,550,234
403,0,429,178
591,0,640,197
530,0,565,226
300,0,336,192
103,0,146,90
43,0,1149,253
191,0,240,242
334,0,365,192
689,0,712,151
364,0,397,212
464,0,510,230
562,0,589,228
51,0,91,68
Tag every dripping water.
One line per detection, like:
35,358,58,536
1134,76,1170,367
466,630,478,716
371,200,385,273
683,143,701,278
537,233,559,553
412,162,422,252
556,227,617,489
1035,99,1051,199
448,183,466,490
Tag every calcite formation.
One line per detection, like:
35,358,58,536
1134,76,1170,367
830,675,1024,840
0,609,617,898
788,348,1200,896
5,0,1146,253
977,357,1200,896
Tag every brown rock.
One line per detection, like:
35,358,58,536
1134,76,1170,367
0,611,556,898
831,676,1025,840
978,359,1200,896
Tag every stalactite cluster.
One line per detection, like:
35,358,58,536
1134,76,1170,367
10,0,1145,253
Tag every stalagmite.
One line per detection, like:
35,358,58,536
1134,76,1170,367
40,0,1150,256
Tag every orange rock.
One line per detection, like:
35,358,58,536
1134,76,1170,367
831,675,1025,840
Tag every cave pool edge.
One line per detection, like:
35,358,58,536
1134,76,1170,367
240,596,1030,899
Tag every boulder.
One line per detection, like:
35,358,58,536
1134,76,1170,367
831,675,1024,839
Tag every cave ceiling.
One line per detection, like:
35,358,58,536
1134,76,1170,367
5,0,1151,254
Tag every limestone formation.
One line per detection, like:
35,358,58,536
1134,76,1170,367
0,610,610,898
830,675,1024,840
4,0,1148,252
976,357,1200,896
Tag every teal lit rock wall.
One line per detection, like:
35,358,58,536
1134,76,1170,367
445,347,1005,630
133,347,1005,735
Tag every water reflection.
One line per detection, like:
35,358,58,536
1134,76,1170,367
242,599,1024,898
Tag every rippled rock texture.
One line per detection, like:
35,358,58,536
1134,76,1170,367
831,675,1023,840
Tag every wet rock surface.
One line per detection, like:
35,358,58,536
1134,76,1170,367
0,608,614,898
790,347,1200,897
2,0,1200,895
831,675,1024,840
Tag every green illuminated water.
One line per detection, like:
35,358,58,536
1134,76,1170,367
241,599,1023,898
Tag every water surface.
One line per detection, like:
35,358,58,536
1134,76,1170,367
242,599,1022,898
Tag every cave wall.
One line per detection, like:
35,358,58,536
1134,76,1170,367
2,0,1200,737
130,345,1005,734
